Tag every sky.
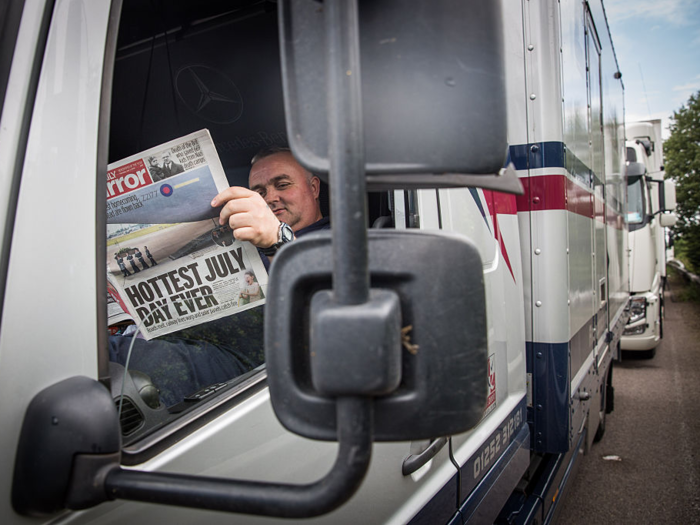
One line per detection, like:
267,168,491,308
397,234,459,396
604,0,700,138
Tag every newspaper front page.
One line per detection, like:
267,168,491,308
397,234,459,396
106,129,267,340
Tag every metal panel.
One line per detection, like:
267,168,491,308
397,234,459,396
0,1,112,521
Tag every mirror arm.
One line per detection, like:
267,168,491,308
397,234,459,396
325,0,368,305
104,397,373,518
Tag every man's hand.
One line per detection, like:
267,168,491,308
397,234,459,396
212,187,280,248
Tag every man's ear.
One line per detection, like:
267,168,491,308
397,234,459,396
310,176,321,199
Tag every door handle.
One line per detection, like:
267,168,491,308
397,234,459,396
402,437,448,476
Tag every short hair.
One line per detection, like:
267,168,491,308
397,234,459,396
250,146,291,166
250,146,317,186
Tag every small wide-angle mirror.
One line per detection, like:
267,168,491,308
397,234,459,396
659,212,677,228
626,161,646,178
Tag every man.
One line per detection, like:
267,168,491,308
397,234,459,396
134,248,149,270
161,152,184,178
110,148,328,406
144,245,157,266
115,252,130,277
146,156,165,182
211,147,329,269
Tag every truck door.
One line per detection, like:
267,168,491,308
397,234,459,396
1,1,471,523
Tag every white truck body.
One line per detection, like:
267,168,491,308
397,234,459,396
0,1,627,524
622,120,676,353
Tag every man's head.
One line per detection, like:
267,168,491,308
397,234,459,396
148,156,159,167
248,148,322,232
162,152,171,164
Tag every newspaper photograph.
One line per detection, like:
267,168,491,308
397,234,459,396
106,129,267,340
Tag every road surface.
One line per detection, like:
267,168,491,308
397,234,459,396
558,271,700,523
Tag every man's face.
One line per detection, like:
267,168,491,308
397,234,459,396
162,153,170,164
245,273,253,285
249,152,322,231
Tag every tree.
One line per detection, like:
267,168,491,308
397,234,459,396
663,91,700,272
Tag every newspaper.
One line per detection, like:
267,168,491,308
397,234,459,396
106,129,267,340
107,281,132,327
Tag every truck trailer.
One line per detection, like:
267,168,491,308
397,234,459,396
1,0,628,523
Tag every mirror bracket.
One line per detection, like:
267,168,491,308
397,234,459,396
310,289,402,396
14,376,373,518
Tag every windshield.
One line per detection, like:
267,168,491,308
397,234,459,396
627,176,645,224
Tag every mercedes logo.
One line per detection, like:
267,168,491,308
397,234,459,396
175,65,244,124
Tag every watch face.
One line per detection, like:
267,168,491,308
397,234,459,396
280,222,294,243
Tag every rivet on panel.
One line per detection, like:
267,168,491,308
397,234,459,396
535,248,541,255
536,301,542,307
530,93,537,100
528,44,534,51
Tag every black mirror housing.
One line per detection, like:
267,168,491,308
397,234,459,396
12,377,120,516
280,0,510,189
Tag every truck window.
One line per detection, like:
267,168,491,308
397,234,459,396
106,0,286,446
627,175,646,226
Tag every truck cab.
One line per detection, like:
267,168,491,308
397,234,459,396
622,120,677,356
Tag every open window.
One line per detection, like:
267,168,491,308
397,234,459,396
105,0,402,452
106,0,288,453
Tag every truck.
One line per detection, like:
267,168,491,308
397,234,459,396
0,0,628,524
622,120,677,357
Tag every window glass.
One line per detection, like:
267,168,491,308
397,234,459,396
627,176,645,224
107,0,286,443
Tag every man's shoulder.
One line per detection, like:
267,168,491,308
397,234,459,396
296,216,330,238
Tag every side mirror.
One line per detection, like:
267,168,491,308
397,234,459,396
659,212,677,228
661,179,676,212
280,0,521,193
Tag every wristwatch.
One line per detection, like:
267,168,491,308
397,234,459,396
259,222,294,256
